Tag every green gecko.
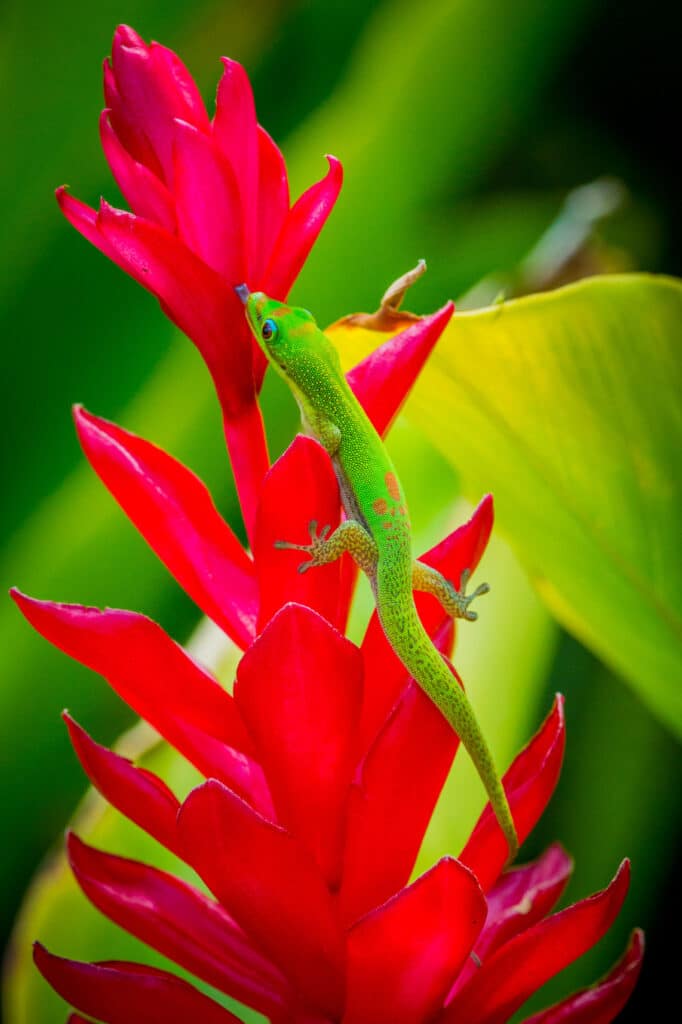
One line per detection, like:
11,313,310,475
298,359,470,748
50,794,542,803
236,283,518,861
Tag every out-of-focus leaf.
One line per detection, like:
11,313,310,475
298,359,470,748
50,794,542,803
518,641,680,1019
288,0,592,320
332,274,682,734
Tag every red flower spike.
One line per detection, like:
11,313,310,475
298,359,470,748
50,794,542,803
61,28,343,544
63,714,181,855
177,779,345,1017
450,844,573,998
344,857,486,1024
460,695,566,892
347,302,455,437
74,407,257,650
11,592,272,812
262,155,344,301
236,603,363,888
34,28,641,1019
359,495,493,754
522,929,645,1024
441,861,631,1024
66,834,289,1017
340,679,459,926
33,944,241,1024
254,436,344,631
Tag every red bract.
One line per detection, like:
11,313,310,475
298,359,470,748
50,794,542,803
14,303,642,1022
57,25,343,540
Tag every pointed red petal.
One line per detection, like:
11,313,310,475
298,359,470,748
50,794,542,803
236,603,362,887
441,861,631,1024
34,944,239,1024
459,695,566,892
253,126,289,279
254,436,344,630
63,714,180,854
177,780,345,1017
340,681,458,925
212,58,259,269
67,834,289,1016
425,494,494,586
450,844,573,998
249,125,290,389
359,495,493,754
345,857,486,1024
347,303,454,437
172,118,245,281
99,110,176,230
94,201,256,416
110,30,208,182
11,592,271,812
103,54,161,175
74,407,257,649
56,189,124,268
262,156,343,299
150,41,209,129
522,929,644,1023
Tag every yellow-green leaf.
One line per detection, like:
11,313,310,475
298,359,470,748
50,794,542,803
332,274,682,734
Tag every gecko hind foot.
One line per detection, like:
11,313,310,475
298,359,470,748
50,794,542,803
453,568,490,622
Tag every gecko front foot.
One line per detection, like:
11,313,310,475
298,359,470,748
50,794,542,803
274,519,332,574
453,568,490,621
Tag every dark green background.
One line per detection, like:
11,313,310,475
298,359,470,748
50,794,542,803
1,0,679,1019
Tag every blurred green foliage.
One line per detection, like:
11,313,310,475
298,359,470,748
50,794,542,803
1,0,680,1021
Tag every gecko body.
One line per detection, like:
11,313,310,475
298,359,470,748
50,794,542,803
238,285,518,861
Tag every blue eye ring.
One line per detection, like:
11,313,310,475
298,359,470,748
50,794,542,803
261,318,278,341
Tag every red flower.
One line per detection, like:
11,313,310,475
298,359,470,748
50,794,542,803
57,25,343,539
17,24,642,1021
13,305,642,1022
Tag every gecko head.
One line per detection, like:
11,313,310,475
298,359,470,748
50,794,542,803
236,286,341,392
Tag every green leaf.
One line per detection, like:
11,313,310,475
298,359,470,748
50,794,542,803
288,0,592,321
404,274,682,734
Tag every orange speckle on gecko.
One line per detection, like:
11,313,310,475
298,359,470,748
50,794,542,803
385,472,401,501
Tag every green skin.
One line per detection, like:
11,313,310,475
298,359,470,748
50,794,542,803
241,289,518,861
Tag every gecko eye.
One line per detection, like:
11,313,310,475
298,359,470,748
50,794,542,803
261,318,278,342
